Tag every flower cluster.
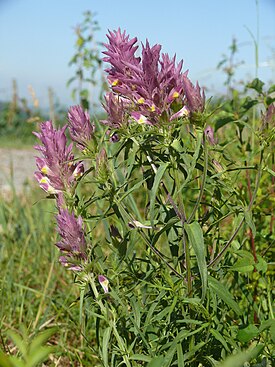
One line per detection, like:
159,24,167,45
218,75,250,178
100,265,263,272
56,207,87,270
34,111,92,271
204,125,217,145
67,105,95,150
34,120,84,194
102,28,205,131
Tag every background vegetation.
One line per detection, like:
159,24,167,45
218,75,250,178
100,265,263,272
0,11,274,367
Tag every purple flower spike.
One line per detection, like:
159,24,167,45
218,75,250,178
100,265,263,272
204,126,217,145
182,72,205,113
262,103,275,130
56,208,87,270
103,28,141,88
34,121,84,194
102,29,206,128
68,105,95,150
98,275,109,293
101,92,129,129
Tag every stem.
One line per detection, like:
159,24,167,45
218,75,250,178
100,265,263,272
267,282,274,319
87,273,106,315
185,234,192,296
246,164,258,263
270,146,274,234
208,150,264,268
187,140,208,224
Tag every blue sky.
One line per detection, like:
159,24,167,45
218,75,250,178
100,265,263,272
0,0,274,109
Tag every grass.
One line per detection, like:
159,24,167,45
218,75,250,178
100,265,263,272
0,188,98,366
0,137,34,150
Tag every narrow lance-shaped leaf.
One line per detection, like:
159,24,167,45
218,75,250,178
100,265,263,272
217,344,264,367
0,351,16,367
102,327,111,367
209,276,242,315
147,356,165,367
243,208,256,238
149,163,169,227
184,221,208,300
180,131,203,192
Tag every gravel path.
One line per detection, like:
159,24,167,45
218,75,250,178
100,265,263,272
0,148,37,193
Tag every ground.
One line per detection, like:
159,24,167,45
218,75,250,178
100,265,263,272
0,148,36,193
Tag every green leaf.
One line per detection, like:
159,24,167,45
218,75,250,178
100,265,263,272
162,342,177,367
184,221,208,300
0,351,15,367
178,131,203,193
183,341,205,362
270,323,275,343
215,115,236,130
176,343,184,366
205,356,219,366
244,208,256,238
230,258,254,273
118,178,148,203
147,356,165,367
102,327,111,367
129,354,151,362
209,277,242,315
240,97,258,113
237,324,259,343
260,319,275,343
230,250,255,273
247,78,265,94
66,76,76,87
7,331,26,357
217,344,264,367
267,84,275,94
151,217,180,247
28,346,55,367
255,255,267,273
265,166,275,177
259,318,275,332
76,36,84,47
149,163,169,227
130,297,141,328
171,139,184,153
29,328,56,354
210,329,230,352
80,89,89,99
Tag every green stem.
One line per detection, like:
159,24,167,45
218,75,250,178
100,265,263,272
185,232,192,296
87,273,106,315
187,140,208,224
267,282,274,319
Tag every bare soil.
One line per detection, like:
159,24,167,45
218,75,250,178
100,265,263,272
0,148,37,193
